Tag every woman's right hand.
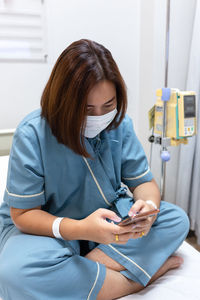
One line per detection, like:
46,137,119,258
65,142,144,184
80,208,138,245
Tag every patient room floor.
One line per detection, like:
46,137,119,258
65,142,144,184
186,230,200,252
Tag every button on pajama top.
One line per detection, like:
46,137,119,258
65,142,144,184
0,109,189,300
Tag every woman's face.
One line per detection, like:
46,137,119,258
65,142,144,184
86,80,117,116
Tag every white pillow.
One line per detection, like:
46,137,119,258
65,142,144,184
0,155,9,204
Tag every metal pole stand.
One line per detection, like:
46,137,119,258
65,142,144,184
160,87,171,200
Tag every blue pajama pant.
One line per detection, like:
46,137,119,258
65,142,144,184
0,201,189,300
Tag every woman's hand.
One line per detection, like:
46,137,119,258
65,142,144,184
80,208,140,245
128,199,157,237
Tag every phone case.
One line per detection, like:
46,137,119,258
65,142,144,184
118,208,160,226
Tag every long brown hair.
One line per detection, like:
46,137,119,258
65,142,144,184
41,39,127,158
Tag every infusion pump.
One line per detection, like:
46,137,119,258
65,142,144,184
153,88,197,146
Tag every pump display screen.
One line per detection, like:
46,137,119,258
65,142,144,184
184,95,196,118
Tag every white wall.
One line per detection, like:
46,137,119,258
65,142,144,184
0,0,140,130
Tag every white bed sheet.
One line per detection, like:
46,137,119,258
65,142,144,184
120,241,200,300
0,155,200,300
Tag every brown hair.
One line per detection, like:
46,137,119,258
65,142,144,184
41,39,127,158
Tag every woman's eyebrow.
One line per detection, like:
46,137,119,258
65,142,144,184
104,96,115,105
87,96,115,107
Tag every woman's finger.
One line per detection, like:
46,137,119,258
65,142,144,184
113,229,149,244
128,199,146,216
110,222,141,235
99,208,122,222
112,232,136,244
133,220,149,227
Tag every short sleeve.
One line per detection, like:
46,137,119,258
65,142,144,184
4,127,45,209
121,116,153,188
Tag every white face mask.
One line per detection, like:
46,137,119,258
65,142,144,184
84,108,117,138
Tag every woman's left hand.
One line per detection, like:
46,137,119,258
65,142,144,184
128,199,157,237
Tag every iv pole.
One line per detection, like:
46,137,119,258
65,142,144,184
150,0,196,201
149,0,171,200
160,0,171,200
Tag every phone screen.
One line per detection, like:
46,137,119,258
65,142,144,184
118,208,160,226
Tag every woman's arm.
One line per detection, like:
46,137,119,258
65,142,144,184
129,178,161,209
10,206,83,240
10,206,136,244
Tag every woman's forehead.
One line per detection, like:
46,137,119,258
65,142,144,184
87,80,116,105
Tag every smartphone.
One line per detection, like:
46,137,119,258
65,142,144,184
118,208,160,226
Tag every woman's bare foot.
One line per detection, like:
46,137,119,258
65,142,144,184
97,255,183,300
148,255,184,285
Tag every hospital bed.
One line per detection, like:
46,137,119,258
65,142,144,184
0,155,200,300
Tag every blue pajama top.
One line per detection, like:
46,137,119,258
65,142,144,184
0,109,153,243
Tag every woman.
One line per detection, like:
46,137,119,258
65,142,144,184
0,39,189,300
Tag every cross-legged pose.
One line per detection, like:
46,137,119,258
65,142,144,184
0,39,189,300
